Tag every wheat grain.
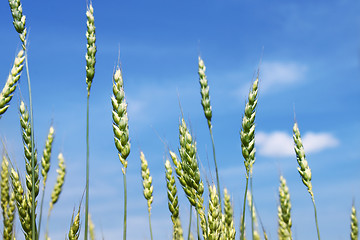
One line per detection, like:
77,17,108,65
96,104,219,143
0,49,25,117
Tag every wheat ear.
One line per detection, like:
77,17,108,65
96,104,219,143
10,168,32,239
165,159,184,240
293,122,320,240
49,153,66,211
85,2,96,96
240,75,258,240
0,49,25,117
278,175,292,240
20,101,39,199
178,118,208,239
198,56,221,207
351,204,358,240
84,3,96,239
140,152,154,240
112,65,130,240
208,184,222,240
68,207,81,240
1,155,16,240
20,100,39,240
41,126,54,188
38,126,55,235
8,0,27,49
223,188,236,240
89,214,96,240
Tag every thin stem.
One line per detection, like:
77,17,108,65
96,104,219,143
25,50,37,240
196,212,200,240
37,185,46,235
188,205,192,240
123,172,127,240
148,208,153,240
250,175,254,240
311,196,321,240
240,175,249,240
85,95,90,240
209,125,221,208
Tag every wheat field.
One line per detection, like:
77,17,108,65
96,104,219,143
0,0,359,239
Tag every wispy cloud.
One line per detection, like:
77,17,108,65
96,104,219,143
256,130,339,157
233,61,307,99
260,61,307,92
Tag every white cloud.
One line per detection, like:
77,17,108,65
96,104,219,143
260,61,307,92
256,130,339,157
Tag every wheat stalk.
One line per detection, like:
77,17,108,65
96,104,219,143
198,56,221,207
84,4,97,239
240,75,258,240
0,49,25,117
38,126,55,235
112,65,131,240
351,204,358,240
278,175,292,240
293,121,320,240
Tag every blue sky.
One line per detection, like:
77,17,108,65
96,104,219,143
0,0,360,239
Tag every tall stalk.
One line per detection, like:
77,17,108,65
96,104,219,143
293,122,321,240
84,3,96,239
112,66,130,240
198,57,221,205
85,96,90,240
240,75,259,240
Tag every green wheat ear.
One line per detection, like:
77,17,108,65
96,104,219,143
1,154,16,240
293,121,321,240
0,49,25,117
223,188,236,240
198,56,212,127
85,2,96,96
351,204,358,240
278,175,292,240
8,0,27,49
